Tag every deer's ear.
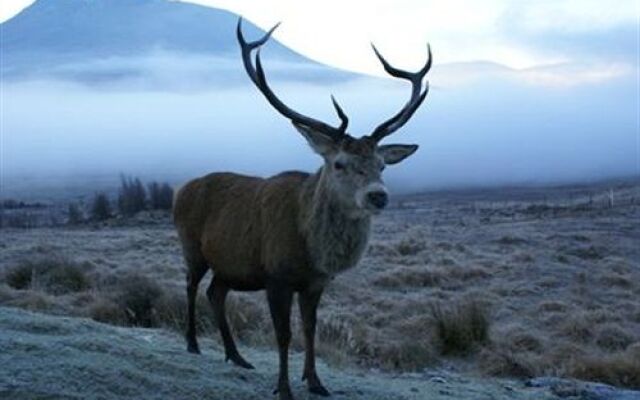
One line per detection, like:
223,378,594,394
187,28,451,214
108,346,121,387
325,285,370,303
293,123,338,156
378,144,419,165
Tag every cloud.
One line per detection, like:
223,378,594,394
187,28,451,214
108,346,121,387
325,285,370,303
3,51,358,90
503,0,637,34
181,0,639,79
516,62,634,87
433,60,635,89
3,64,637,188
0,0,34,22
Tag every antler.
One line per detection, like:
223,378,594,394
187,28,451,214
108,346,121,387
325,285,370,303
237,18,349,141
369,44,432,142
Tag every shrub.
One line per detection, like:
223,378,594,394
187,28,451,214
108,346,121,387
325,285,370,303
67,203,84,225
118,175,147,216
148,182,174,210
90,192,112,221
430,299,490,355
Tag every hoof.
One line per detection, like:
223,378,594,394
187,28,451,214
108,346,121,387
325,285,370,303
226,353,254,369
303,372,330,397
309,385,330,397
273,387,294,400
187,342,201,354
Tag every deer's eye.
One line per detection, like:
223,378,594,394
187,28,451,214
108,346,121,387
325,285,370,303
380,165,386,172
334,161,345,171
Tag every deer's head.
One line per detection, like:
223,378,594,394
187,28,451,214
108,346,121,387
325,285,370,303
238,19,431,216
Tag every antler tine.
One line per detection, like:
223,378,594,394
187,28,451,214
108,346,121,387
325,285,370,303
331,95,349,133
369,43,432,142
236,18,280,84
237,18,348,141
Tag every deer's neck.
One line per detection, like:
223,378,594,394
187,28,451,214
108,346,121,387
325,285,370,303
300,168,371,276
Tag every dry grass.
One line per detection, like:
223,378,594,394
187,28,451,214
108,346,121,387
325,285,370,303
88,297,128,325
593,323,635,351
373,264,489,289
430,299,490,355
88,274,219,333
4,256,91,295
114,274,163,327
569,345,640,389
478,347,539,378
395,237,427,256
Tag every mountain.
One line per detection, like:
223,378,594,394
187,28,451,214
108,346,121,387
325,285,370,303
0,0,356,86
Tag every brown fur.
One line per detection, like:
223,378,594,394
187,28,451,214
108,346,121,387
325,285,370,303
173,165,373,398
174,170,337,290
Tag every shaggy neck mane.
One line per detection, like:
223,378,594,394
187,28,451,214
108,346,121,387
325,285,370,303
299,167,371,276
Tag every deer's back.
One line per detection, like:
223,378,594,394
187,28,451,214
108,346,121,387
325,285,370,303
173,171,312,290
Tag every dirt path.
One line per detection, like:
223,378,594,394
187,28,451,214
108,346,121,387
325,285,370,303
0,306,564,400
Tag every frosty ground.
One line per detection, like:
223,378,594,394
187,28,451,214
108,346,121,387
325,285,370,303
1,178,639,398
0,306,564,400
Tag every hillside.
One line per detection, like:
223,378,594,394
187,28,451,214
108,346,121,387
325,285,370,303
0,306,564,400
1,0,356,85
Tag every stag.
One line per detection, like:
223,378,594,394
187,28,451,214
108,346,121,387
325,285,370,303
173,19,432,400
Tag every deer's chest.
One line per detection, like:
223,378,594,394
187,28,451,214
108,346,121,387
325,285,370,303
308,215,371,276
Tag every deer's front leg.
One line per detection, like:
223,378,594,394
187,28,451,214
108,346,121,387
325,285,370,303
299,286,329,396
267,280,294,400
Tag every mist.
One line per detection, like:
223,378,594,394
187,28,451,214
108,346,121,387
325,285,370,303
2,54,638,195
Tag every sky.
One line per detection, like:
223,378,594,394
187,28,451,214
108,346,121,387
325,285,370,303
1,0,639,193
2,0,638,76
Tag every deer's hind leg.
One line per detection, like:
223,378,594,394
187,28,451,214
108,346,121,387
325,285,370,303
206,276,254,369
183,242,209,354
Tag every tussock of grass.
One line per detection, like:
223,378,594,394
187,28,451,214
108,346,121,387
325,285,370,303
599,273,633,288
395,237,426,256
116,274,163,327
594,323,635,351
478,347,538,378
430,299,490,355
537,300,568,313
89,298,128,325
558,313,593,342
317,314,369,356
4,256,91,295
497,235,528,245
373,266,442,288
376,341,435,370
153,291,216,334
225,295,267,340
567,245,604,260
373,265,489,289
503,327,543,353
569,345,640,389
87,277,264,344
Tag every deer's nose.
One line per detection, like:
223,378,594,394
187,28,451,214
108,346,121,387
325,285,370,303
367,191,388,209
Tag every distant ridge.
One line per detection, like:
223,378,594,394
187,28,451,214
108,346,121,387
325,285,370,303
1,0,357,85
1,0,295,59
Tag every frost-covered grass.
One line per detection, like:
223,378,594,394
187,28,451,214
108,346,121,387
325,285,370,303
1,179,639,389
